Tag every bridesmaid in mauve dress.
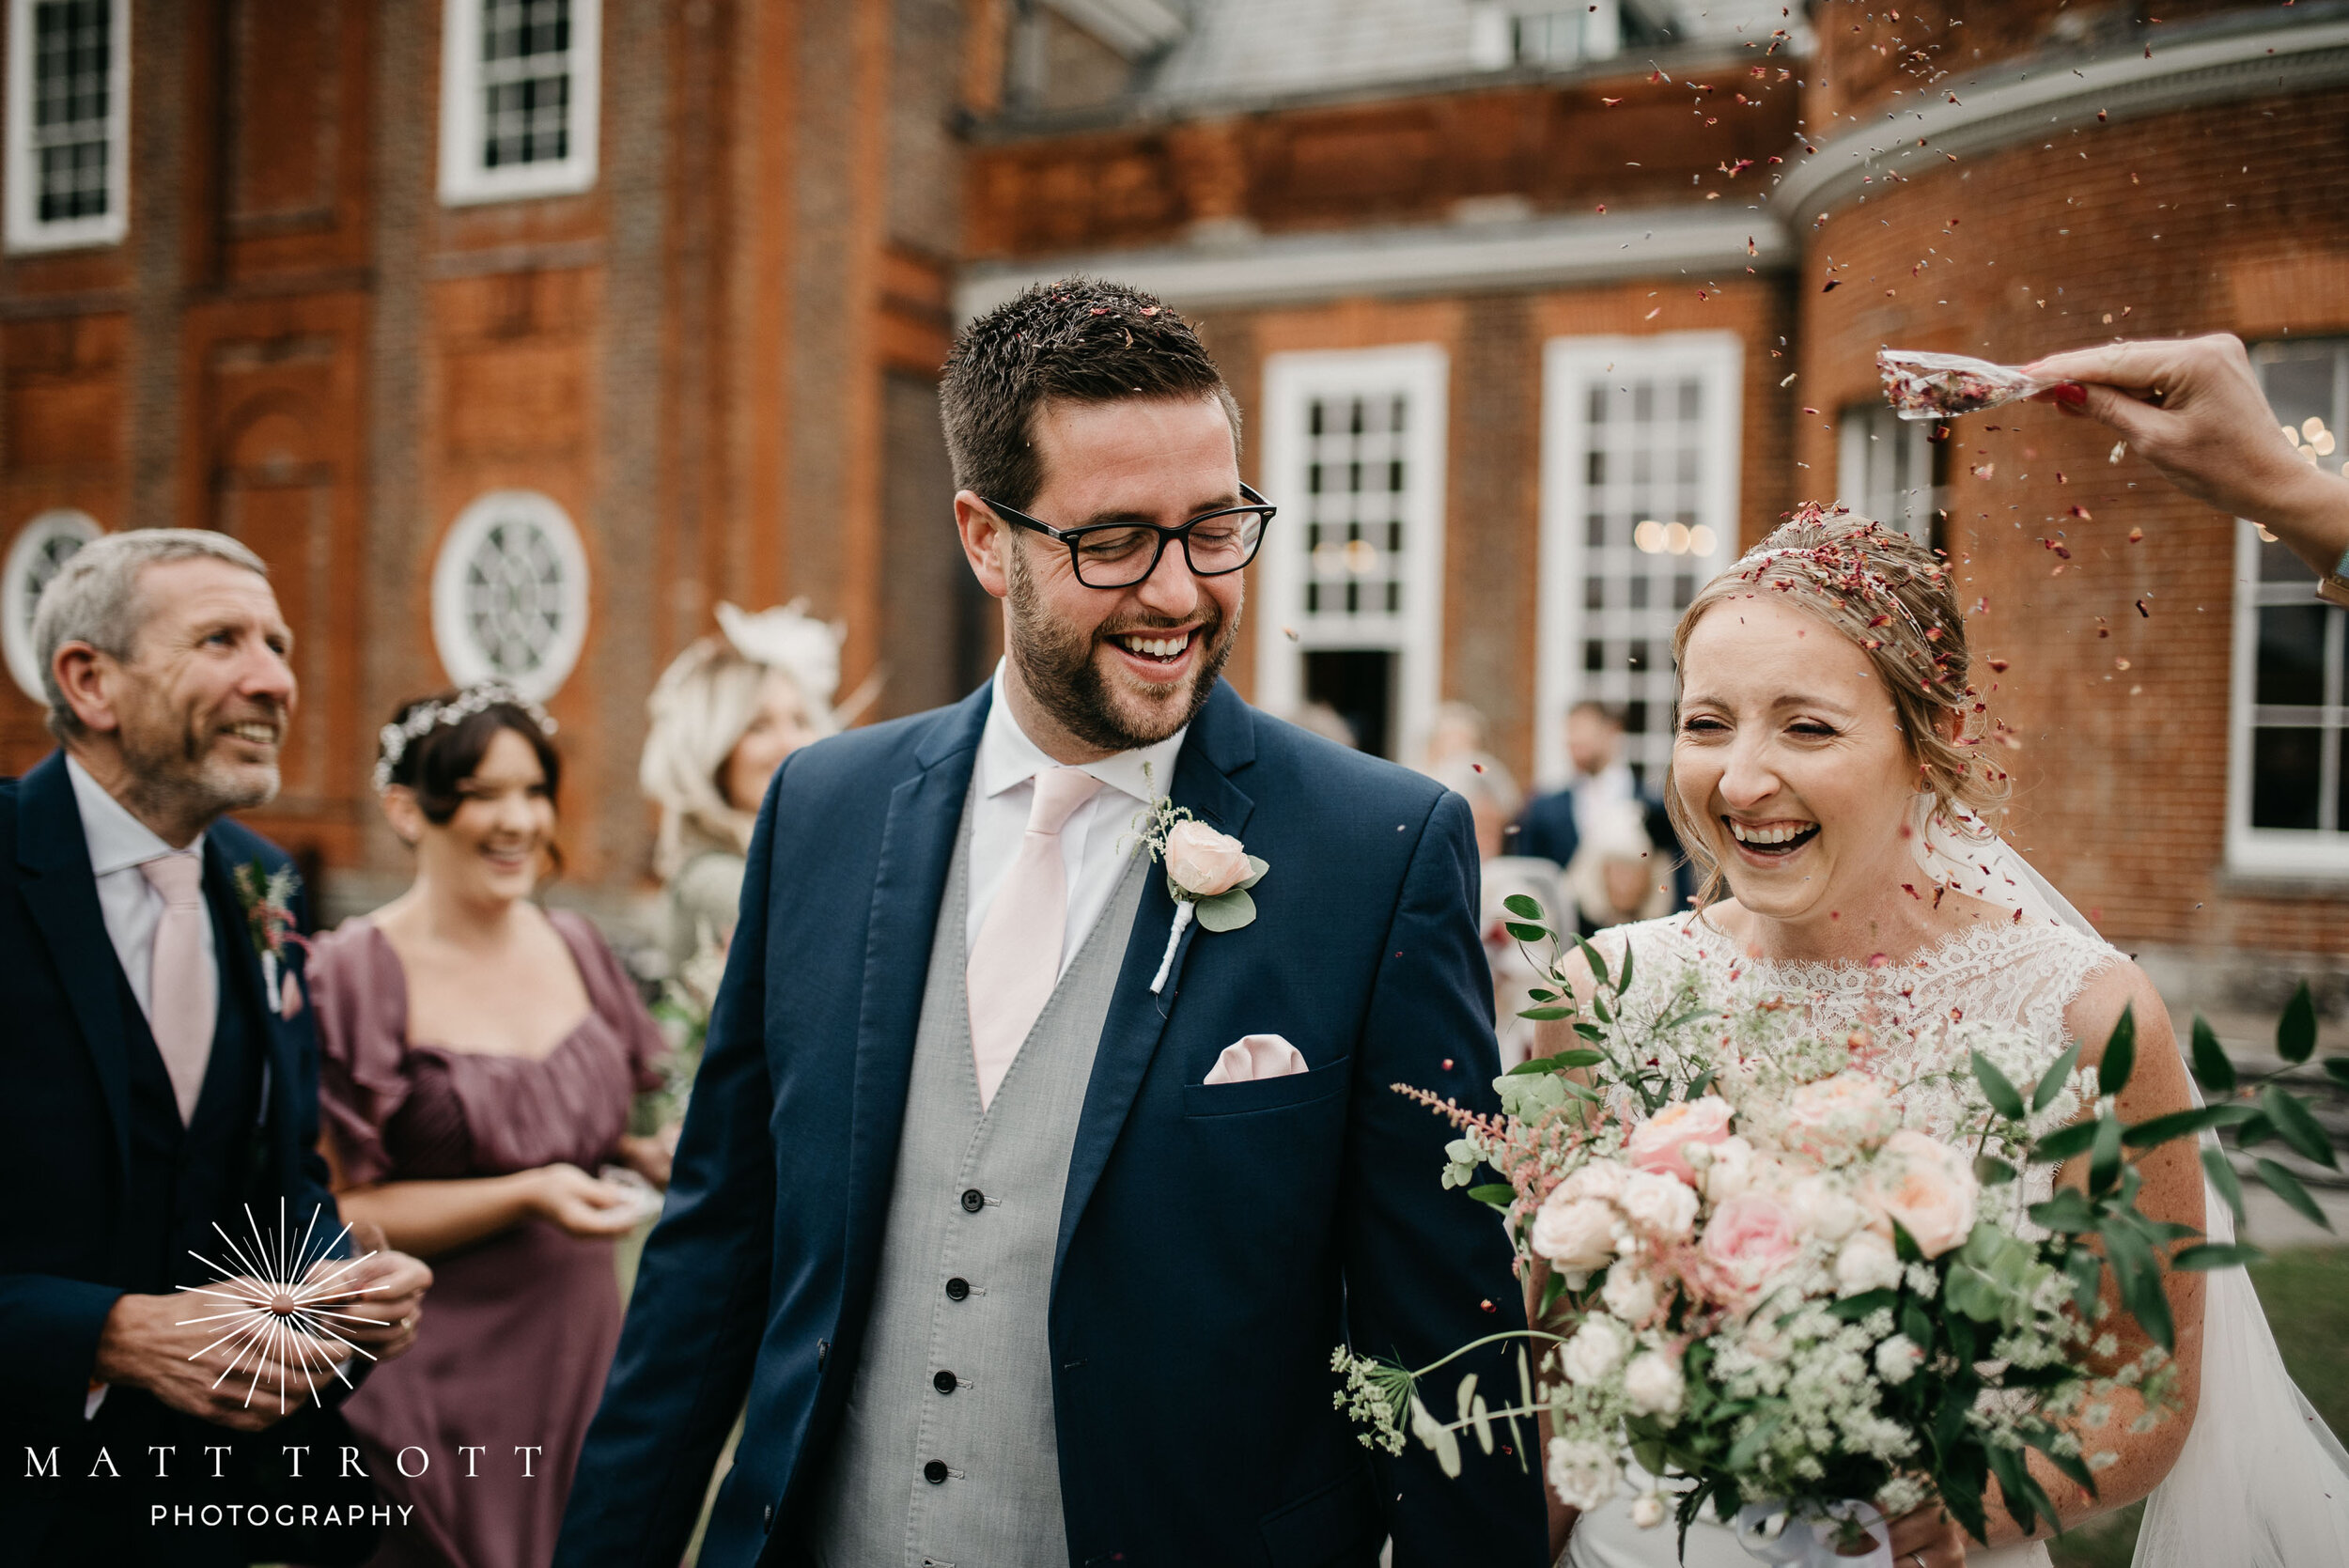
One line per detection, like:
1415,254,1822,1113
310,689,673,1568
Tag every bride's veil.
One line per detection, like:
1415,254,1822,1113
1911,796,2349,1565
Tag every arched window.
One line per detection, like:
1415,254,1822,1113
3,507,101,701
430,489,589,701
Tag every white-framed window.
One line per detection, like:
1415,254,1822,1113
5,0,129,254
3,506,101,700
1254,345,1448,763
1836,401,1942,549
1508,2,1622,68
2227,338,2349,875
431,489,589,701
1535,333,1742,789
438,0,600,206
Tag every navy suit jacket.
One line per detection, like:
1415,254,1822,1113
556,680,1548,1568
0,752,348,1548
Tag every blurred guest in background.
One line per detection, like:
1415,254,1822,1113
1429,749,1557,1067
638,601,841,970
1419,697,1490,771
1280,698,1358,749
309,687,669,1568
1514,700,1688,924
6,530,429,1568
1563,797,1675,936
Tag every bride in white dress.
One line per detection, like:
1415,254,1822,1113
1540,514,2349,1568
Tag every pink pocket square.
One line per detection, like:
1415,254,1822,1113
1203,1033,1308,1084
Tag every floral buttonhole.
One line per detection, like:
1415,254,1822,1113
232,860,309,1018
1134,766,1268,994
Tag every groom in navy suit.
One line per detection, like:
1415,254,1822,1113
557,282,1547,1567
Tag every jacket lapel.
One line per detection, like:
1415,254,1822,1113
15,752,135,1195
840,689,989,1306
1052,681,1256,1286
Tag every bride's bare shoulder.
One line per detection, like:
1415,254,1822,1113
2059,943,2174,1064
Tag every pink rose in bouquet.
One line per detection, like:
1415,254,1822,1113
1862,1128,1980,1258
1698,1191,1802,1302
1625,1094,1734,1185
1783,1072,1898,1161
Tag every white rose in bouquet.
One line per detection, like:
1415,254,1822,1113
1863,1128,1981,1258
1619,1170,1701,1241
1531,1191,1621,1280
1701,1134,1760,1202
1623,1350,1687,1417
1558,1157,1633,1204
1601,1263,1660,1326
1785,1072,1898,1159
1787,1171,1868,1243
1546,1437,1621,1512
1562,1314,1633,1386
1833,1229,1904,1297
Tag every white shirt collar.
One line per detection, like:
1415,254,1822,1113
66,753,203,876
976,660,1188,808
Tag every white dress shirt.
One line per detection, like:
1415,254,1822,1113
968,661,1188,980
67,754,212,1024
1571,760,1639,842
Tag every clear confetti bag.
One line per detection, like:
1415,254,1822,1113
1877,349,2058,422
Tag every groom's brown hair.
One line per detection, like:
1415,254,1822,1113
940,278,1242,512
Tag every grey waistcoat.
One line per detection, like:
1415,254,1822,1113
810,792,1149,1568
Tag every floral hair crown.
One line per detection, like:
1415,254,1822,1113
371,681,558,793
1729,508,1965,705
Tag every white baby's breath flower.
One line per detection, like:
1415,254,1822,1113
1623,1350,1687,1416
1601,1265,1659,1325
1546,1437,1621,1512
1874,1333,1923,1386
1562,1315,1634,1386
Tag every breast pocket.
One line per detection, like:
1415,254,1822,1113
1181,1056,1350,1119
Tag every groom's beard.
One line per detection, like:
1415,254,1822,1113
1005,550,1235,754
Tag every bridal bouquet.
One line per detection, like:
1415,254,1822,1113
1337,906,2341,1560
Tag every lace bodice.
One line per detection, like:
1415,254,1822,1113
1593,912,2125,1208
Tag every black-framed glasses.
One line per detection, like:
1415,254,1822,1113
984,482,1276,589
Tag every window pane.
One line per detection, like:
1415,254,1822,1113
31,0,113,223
2251,728,2323,830
2256,605,2329,707
480,0,574,169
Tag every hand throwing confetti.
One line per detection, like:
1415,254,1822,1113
1878,349,2061,422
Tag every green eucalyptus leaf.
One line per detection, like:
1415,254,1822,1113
1971,1051,2027,1121
2027,1188,2097,1234
2171,1242,2264,1271
2122,1103,2258,1149
2032,1040,2084,1113
1194,887,1256,932
1467,1183,1517,1205
2232,1110,2275,1149
1503,893,1548,922
2260,1085,2340,1170
2189,1015,2236,1095
2278,980,2319,1065
2031,1121,2101,1163
1974,1155,2017,1188
1504,922,1551,944
1829,1288,1897,1321
1515,1005,1576,1022
1238,855,1270,891
1556,1049,1606,1068
2326,1058,2349,1090
2100,1005,2138,1100
1724,1409,1786,1473
1986,1445,2043,1537
2255,1158,2332,1230
2201,1146,2247,1227
1615,941,1636,997
2089,1114,2123,1198
1573,934,1612,990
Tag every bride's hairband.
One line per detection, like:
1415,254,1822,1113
1730,528,1962,697
371,681,558,793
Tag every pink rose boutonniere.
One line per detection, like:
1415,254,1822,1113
232,861,309,1019
1135,768,1268,994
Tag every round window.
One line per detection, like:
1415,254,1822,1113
3,510,104,703
430,490,590,701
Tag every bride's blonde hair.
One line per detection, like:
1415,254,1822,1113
1665,506,2008,909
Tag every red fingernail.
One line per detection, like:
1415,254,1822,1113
2053,382,2088,408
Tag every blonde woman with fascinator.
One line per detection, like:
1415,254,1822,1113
639,601,846,970
304,688,672,1568
1538,511,2349,1568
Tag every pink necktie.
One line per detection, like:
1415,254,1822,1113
966,767,1102,1110
140,854,216,1125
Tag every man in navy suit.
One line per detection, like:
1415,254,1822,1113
2,531,430,1566
1513,701,1690,933
556,284,1547,1567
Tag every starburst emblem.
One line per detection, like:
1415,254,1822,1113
176,1199,386,1412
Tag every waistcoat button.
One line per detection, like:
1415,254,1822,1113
959,1188,985,1213
923,1460,949,1484
944,1277,970,1301
934,1369,957,1394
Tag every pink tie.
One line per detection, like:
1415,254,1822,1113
140,854,216,1125
967,767,1102,1110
